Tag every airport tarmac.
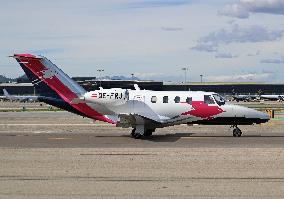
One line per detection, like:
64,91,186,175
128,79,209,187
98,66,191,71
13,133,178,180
1,111,284,198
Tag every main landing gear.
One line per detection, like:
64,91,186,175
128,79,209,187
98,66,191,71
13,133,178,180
130,128,154,139
131,128,141,139
231,125,242,137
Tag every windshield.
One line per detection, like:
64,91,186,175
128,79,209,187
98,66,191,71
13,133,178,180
204,95,215,104
213,94,226,106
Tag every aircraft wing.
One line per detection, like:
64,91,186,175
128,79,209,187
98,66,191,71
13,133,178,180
117,113,164,128
116,100,170,127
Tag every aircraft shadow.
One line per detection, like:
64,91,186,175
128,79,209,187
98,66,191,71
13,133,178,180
141,133,194,142
95,133,284,143
141,133,284,142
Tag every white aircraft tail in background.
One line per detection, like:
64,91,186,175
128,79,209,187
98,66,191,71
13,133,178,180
3,88,38,102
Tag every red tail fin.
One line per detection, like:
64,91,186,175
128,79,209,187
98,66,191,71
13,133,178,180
12,54,115,124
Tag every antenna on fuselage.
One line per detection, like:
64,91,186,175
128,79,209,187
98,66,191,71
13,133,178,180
134,84,140,90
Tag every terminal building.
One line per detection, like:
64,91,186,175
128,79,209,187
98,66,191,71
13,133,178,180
1,77,284,96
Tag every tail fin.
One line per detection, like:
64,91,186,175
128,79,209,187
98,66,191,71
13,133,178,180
11,54,114,124
11,54,86,100
3,89,11,98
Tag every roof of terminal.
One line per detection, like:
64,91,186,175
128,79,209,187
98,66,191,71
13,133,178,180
163,82,284,85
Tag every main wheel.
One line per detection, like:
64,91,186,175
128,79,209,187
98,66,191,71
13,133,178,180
144,129,153,137
131,128,136,138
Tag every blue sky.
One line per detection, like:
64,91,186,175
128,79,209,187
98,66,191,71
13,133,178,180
0,0,284,83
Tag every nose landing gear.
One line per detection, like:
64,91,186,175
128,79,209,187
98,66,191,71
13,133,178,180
231,125,242,137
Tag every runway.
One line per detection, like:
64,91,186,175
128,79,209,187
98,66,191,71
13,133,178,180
1,111,284,198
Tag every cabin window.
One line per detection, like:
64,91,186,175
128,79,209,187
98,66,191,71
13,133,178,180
174,96,180,103
204,95,215,104
151,96,157,103
163,96,168,103
186,97,192,104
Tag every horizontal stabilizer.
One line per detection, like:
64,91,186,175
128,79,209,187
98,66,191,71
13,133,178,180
70,97,85,104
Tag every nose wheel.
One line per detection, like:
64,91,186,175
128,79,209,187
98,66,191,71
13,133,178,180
232,126,242,137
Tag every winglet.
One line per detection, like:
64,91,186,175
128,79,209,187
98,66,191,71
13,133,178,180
70,97,85,104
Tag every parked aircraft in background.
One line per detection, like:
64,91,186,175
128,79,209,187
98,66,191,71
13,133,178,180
259,95,284,101
233,94,284,102
232,94,259,102
11,54,269,138
3,89,38,102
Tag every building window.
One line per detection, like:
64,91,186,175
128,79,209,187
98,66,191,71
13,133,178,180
186,97,192,104
163,96,168,103
151,96,157,103
204,95,215,104
174,96,180,103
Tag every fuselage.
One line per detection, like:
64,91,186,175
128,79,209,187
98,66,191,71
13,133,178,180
83,88,269,127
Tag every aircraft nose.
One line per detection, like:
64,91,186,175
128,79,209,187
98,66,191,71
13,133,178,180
233,105,270,123
254,109,270,120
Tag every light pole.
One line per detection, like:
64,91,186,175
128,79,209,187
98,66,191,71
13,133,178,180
97,69,104,87
131,73,134,81
200,74,203,83
181,67,189,84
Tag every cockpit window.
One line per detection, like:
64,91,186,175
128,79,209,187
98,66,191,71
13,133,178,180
204,95,215,104
213,94,226,106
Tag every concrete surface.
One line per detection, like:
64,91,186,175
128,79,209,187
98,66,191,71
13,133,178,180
0,110,284,198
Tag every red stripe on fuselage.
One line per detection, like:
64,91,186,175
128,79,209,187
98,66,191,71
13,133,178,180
181,101,224,119
17,57,115,124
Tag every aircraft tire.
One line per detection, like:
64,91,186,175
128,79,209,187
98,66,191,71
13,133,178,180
144,129,153,137
233,128,242,137
131,128,136,138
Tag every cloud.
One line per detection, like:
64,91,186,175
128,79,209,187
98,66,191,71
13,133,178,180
191,24,284,52
161,27,183,31
126,0,191,9
247,50,260,56
207,72,274,82
135,72,183,82
219,0,284,19
260,56,284,63
190,43,217,52
215,53,238,59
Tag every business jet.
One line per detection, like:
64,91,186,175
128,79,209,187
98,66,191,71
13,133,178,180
2,89,38,102
10,54,269,138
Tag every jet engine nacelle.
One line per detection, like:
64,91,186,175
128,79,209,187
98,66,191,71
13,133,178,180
83,88,128,106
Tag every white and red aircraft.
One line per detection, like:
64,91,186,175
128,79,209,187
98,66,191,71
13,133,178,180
11,54,269,138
